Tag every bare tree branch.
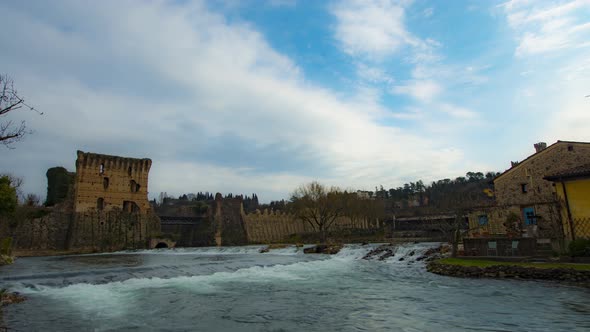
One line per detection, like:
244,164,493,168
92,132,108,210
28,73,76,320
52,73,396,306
0,74,41,148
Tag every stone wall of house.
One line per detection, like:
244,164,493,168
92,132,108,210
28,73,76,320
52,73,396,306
74,150,152,214
491,142,590,240
494,142,590,207
468,206,521,236
468,203,562,240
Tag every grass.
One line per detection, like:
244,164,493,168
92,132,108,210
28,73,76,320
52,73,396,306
437,258,590,271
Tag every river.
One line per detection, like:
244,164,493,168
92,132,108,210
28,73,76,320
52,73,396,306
1,243,589,331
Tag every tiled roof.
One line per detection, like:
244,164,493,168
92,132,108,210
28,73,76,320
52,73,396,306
544,163,590,181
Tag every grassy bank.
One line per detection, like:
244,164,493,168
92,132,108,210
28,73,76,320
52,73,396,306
437,258,590,271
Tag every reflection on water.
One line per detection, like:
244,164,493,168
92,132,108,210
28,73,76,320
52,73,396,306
1,244,589,332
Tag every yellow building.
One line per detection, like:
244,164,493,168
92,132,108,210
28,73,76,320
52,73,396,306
545,164,590,241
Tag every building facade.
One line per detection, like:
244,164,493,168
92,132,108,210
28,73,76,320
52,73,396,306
468,141,590,242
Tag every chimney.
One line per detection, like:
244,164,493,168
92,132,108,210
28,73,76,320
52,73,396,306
534,142,547,153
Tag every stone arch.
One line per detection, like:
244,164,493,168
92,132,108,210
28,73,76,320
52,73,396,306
154,242,168,248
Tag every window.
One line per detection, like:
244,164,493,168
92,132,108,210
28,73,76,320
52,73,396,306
568,145,574,151
99,163,105,175
523,207,536,225
103,177,109,190
128,166,132,176
521,183,528,193
97,198,104,210
130,180,140,193
478,215,488,226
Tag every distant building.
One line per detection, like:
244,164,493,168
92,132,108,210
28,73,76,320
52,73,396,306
544,164,590,241
356,190,373,199
468,141,590,244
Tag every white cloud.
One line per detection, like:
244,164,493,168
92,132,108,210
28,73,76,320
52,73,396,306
498,0,590,144
392,80,442,101
331,0,419,58
423,7,434,18
356,63,395,84
439,104,478,119
0,1,470,201
502,0,590,56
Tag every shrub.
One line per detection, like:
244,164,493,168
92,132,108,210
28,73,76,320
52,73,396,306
0,237,12,256
569,239,590,257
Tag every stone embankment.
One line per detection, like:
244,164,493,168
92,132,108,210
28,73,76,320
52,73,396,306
427,261,590,287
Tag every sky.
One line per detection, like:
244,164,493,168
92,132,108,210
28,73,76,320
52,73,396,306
1,0,589,203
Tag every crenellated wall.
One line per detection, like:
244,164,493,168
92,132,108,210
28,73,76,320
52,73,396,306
243,209,374,243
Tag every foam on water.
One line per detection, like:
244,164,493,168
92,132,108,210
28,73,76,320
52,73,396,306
14,245,372,317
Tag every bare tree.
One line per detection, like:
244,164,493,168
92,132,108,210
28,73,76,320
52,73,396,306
289,181,345,242
1,74,41,148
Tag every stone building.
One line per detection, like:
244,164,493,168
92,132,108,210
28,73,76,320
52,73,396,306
468,141,590,244
73,150,152,214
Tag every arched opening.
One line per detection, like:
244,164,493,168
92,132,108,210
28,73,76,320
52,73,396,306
155,242,168,249
99,163,105,175
97,197,104,210
103,177,109,190
123,200,140,213
128,166,132,176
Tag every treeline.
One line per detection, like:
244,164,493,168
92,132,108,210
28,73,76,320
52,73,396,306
155,170,500,216
373,171,500,212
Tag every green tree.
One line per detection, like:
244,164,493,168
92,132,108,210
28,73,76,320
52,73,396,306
0,176,17,216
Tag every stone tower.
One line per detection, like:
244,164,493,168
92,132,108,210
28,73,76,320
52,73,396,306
73,150,152,214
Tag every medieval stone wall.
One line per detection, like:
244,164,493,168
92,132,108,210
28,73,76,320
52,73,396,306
160,218,215,247
10,209,72,250
69,210,160,251
214,195,249,246
74,150,152,214
243,209,374,243
8,208,160,251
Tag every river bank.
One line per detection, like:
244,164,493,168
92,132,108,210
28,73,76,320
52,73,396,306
427,258,590,287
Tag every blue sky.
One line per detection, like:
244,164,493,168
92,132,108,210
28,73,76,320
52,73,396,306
1,0,589,202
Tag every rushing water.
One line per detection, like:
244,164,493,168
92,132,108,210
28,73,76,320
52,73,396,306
1,243,589,332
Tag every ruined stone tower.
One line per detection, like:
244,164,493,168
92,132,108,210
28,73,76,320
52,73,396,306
73,150,152,214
